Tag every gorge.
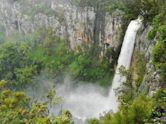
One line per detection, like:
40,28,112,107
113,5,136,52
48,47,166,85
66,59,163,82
0,0,165,124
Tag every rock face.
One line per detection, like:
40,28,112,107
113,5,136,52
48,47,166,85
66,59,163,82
0,0,123,50
135,25,160,94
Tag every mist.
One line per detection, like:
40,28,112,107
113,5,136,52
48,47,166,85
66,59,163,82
56,75,111,119
24,74,112,120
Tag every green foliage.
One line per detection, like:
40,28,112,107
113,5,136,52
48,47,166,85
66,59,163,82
28,27,114,86
127,95,154,124
117,66,135,104
53,110,74,124
158,24,166,41
89,68,165,124
89,113,113,124
0,80,73,124
0,80,30,124
43,27,57,55
148,29,156,40
106,0,166,22
112,0,142,20
0,28,72,87
87,118,100,124
0,41,37,87
153,88,166,109
69,50,114,86
152,41,166,65
88,95,154,124
0,26,114,88
134,51,146,88
14,65,37,86
29,27,74,74
146,88,166,123
151,14,166,83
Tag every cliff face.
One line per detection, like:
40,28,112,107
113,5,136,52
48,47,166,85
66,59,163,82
135,25,160,94
0,0,123,50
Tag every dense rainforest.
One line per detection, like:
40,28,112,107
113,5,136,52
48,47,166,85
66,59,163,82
0,0,165,124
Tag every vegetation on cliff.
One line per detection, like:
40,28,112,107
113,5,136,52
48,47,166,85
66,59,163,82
89,0,166,123
88,68,166,124
0,27,114,88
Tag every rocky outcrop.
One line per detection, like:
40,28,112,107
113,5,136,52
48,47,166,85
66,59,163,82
135,25,160,94
0,0,123,51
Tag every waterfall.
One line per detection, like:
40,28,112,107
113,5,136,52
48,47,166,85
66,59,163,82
109,18,142,112
54,18,142,120
24,18,142,123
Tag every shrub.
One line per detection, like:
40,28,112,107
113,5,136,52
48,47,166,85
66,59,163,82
0,80,73,124
0,42,37,87
69,50,114,86
134,51,146,88
148,29,156,40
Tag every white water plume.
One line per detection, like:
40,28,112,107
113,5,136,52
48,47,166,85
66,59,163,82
56,76,111,120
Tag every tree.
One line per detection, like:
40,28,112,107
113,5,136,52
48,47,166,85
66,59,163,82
0,42,37,87
0,80,73,124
